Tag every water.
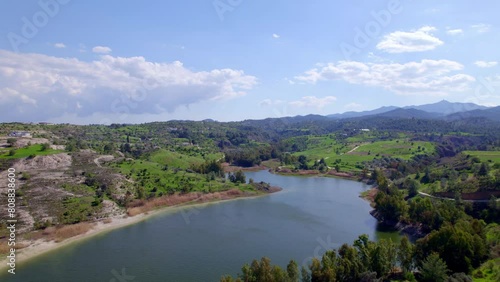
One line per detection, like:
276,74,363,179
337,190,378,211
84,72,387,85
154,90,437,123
3,170,398,282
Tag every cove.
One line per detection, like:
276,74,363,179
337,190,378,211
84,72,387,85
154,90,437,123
4,170,398,282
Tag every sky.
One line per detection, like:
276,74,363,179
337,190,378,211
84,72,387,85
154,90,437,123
0,0,499,124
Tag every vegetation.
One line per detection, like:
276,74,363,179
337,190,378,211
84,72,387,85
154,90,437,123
1,114,499,280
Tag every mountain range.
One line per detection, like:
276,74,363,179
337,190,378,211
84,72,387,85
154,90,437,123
325,100,499,122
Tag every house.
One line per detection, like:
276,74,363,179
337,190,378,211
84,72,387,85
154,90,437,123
360,129,370,132
8,131,32,138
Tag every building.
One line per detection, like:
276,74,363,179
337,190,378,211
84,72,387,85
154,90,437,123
8,131,32,138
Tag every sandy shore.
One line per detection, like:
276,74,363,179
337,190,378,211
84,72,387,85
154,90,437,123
0,192,271,272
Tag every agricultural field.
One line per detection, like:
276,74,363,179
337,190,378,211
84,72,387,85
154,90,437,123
464,151,500,164
290,134,435,171
0,143,62,159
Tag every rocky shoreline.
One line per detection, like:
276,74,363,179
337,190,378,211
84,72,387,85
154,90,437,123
370,209,427,241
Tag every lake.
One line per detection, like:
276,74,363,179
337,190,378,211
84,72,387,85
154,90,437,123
4,170,398,282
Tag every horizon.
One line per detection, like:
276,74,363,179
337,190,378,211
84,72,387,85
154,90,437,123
1,99,496,126
1,1,499,124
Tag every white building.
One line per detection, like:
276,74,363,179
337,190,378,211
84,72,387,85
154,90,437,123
8,131,32,138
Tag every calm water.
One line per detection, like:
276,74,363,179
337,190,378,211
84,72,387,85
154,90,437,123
4,170,398,282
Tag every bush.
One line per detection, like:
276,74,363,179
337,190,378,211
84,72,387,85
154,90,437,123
41,143,50,151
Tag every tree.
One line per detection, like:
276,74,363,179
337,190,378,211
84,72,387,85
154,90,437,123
286,260,300,282
7,138,16,147
478,163,489,177
421,168,432,184
404,178,420,198
420,253,448,282
397,236,415,274
369,240,391,278
229,170,246,184
41,143,50,151
8,149,16,156
300,266,311,282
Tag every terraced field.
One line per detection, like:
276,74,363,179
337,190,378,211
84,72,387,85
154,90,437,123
464,151,500,163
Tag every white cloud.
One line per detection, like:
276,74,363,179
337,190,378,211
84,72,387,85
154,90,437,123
259,99,284,107
376,26,443,53
471,23,491,33
54,43,66,48
289,96,337,109
272,34,280,39
474,61,498,68
446,29,463,36
295,59,475,96
92,46,112,54
0,50,257,122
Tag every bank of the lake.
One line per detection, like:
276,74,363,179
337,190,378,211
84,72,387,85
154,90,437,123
2,170,399,282
0,189,276,273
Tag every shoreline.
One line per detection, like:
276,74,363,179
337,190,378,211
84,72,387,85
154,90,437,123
0,191,273,273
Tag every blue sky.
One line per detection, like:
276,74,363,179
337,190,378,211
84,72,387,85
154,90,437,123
0,0,499,124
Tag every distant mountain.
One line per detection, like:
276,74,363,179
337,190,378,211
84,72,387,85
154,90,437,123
327,100,489,120
445,106,500,122
363,108,442,119
327,106,398,119
404,100,488,115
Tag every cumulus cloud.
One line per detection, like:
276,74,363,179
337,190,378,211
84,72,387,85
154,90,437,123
92,46,112,54
54,43,66,48
471,23,491,33
0,50,257,122
376,26,443,53
474,61,498,68
295,59,475,96
289,96,337,109
272,34,280,39
446,29,463,36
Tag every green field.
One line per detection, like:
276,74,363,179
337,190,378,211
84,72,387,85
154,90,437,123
291,135,435,171
0,144,62,159
115,147,239,196
148,149,222,169
464,151,500,163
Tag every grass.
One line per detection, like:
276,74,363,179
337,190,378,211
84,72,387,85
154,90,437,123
0,144,62,159
290,135,435,172
464,151,500,163
148,149,223,169
472,258,500,282
113,158,247,196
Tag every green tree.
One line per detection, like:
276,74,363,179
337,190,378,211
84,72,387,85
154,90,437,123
41,143,50,151
478,163,489,177
404,178,420,198
7,138,16,147
8,149,16,156
300,266,311,282
397,236,415,274
286,260,300,282
229,170,246,184
420,253,448,282
369,240,391,278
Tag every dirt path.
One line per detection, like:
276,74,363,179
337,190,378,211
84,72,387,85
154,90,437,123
417,191,498,203
93,155,114,167
346,145,360,154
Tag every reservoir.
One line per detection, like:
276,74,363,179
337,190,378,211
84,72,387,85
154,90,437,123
5,170,398,282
